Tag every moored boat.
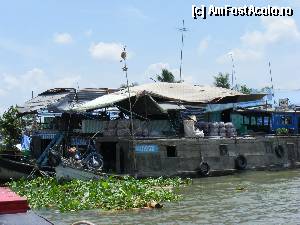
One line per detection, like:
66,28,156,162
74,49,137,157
0,157,36,180
0,156,54,181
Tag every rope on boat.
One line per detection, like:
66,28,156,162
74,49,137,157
27,165,52,178
27,166,38,179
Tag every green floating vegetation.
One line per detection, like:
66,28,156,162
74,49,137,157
276,128,289,135
8,176,191,212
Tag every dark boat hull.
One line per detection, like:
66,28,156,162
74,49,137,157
0,157,54,180
0,157,36,180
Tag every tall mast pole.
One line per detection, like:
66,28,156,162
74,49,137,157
269,62,273,94
121,46,136,177
229,53,235,89
121,46,134,137
178,19,188,82
269,61,275,104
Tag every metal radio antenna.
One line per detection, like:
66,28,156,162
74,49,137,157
178,19,188,82
120,46,137,177
229,52,236,89
269,61,275,104
269,62,274,94
120,46,134,138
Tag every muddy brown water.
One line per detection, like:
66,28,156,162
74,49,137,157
38,170,300,225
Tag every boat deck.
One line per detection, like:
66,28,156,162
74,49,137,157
0,187,53,225
0,187,28,214
0,211,53,225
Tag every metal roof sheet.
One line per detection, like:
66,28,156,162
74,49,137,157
74,82,264,111
17,88,118,114
158,103,186,111
17,90,73,114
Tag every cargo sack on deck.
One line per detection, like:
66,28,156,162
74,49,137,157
183,120,203,138
183,120,196,137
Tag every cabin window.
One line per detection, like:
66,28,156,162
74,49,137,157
166,146,177,157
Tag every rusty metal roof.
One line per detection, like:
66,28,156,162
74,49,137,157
17,88,118,114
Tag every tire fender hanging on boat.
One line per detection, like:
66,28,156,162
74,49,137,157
198,162,210,176
235,155,247,170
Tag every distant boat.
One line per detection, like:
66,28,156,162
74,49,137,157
0,156,54,181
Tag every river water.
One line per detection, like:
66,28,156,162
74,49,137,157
39,170,300,225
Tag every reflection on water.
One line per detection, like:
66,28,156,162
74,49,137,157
39,170,300,225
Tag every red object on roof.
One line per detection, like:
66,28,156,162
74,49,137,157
0,187,29,214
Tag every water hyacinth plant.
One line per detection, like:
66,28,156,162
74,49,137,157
8,176,191,212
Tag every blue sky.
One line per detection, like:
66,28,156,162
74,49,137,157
0,0,300,112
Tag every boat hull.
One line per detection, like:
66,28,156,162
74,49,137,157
95,135,300,178
55,165,103,181
0,157,54,181
0,158,36,180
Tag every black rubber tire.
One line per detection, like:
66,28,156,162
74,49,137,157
198,162,210,176
275,145,285,158
235,155,247,170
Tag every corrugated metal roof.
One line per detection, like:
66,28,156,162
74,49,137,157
39,88,75,95
17,88,118,114
74,82,265,112
17,89,74,114
129,82,243,103
73,90,132,111
76,88,117,102
60,88,119,111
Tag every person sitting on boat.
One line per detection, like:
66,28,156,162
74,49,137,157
67,146,81,160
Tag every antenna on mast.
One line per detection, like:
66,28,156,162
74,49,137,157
178,19,188,82
269,62,274,95
120,45,137,177
229,52,235,89
269,61,275,105
120,46,134,137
